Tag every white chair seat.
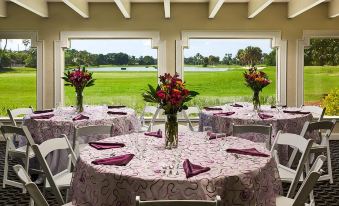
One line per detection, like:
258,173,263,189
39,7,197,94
9,145,35,158
311,142,327,150
45,170,73,189
278,164,304,182
276,196,294,206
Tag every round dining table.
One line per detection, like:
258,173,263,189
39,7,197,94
70,132,282,206
22,105,140,173
199,103,315,142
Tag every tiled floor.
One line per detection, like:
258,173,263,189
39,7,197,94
0,141,338,205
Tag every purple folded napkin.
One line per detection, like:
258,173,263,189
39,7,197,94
271,105,287,109
226,148,269,157
31,114,54,120
203,107,222,111
231,103,243,107
208,132,226,140
183,159,210,178
108,105,126,109
92,154,134,166
213,112,235,116
144,129,162,138
33,109,53,114
72,114,89,121
107,111,127,115
283,110,311,115
258,113,274,120
88,142,125,150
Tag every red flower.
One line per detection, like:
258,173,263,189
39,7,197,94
156,90,166,100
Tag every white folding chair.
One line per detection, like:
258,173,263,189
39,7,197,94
182,106,200,132
139,105,164,132
13,164,74,206
7,107,34,126
73,125,113,156
136,195,221,206
270,131,313,198
0,125,35,192
301,106,326,122
30,135,77,205
276,155,325,206
232,123,273,149
300,120,336,183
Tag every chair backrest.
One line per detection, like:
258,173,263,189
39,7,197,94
182,107,200,131
300,120,336,142
31,135,77,205
13,165,49,206
292,155,325,205
184,107,200,117
135,196,221,206
0,125,35,150
232,124,272,148
301,106,326,121
73,125,113,149
140,105,165,132
7,107,33,126
271,131,313,198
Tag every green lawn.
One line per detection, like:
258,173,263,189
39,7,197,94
0,66,338,115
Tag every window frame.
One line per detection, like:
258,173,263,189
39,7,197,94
0,31,43,110
54,31,166,107
176,31,287,105
296,30,339,107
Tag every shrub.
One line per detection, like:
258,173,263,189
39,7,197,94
321,88,339,116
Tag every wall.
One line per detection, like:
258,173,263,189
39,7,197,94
0,2,338,109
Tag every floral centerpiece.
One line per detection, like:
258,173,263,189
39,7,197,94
62,67,95,113
243,67,271,111
142,73,198,149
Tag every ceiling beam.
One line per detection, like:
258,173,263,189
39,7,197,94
62,0,89,18
248,0,273,18
0,0,6,17
209,0,224,18
9,0,48,17
164,0,170,18
329,0,339,18
114,0,131,18
288,0,326,18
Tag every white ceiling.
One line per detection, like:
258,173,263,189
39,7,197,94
1,0,337,19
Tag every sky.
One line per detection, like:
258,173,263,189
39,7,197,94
1,38,273,58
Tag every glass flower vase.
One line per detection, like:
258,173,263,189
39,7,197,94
165,113,178,149
252,90,261,111
76,91,84,113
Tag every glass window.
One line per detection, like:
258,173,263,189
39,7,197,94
64,39,158,113
304,38,339,115
0,39,36,115
183,39,276,107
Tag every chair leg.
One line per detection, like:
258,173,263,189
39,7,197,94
29,197,35,206
287,147,298,168
326,147,333,184
3,153,9,188
309,190,315,206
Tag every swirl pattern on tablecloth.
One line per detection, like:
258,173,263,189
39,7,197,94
70,132,282,206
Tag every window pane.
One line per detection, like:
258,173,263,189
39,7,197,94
304,38,339,115
64,39,158,113
0,39,36,115
184,39,276,107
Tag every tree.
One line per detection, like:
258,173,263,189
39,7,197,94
0,39,8,68
222,53,233,65
25,48,37,68
203,57,209,67
193,53,204,65
143,56,156,65
263,49,276,66
208,55,219,65
304,39,339,66
236,46,262,66
22,39,30,51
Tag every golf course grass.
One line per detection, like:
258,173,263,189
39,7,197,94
0,66,338,116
